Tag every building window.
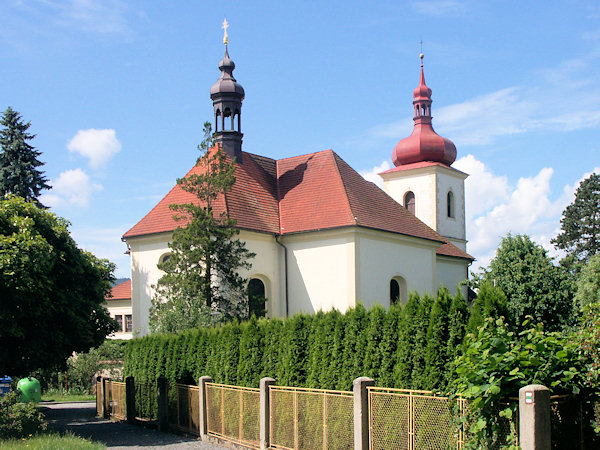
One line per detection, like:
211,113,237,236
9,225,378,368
390,277,407,305
125,314,133,332
160,253,171,264
115,315,123,332
447,191,455,218
404,191,415,215
248,278,267,318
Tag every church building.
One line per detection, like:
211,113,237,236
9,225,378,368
123,33,473,336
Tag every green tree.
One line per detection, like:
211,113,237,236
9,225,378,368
423,288,452,391
552,173,600,266
0,107,49,205
0,195,116,375
149,122,255,333
466,281,508,335
445,290,469,386
477,234,574,331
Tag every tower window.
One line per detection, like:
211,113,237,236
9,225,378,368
447,191,455,218
404,191,415,215
248,278,267,318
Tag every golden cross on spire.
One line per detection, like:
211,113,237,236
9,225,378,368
222,18,229,45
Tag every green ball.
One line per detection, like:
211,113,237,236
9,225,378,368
17,377,41,403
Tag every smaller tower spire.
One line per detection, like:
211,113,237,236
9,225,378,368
211,20,245,160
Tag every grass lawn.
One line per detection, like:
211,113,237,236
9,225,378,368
1,432,105,449
41,392,95,402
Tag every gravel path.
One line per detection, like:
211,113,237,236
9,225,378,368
42,401,229,449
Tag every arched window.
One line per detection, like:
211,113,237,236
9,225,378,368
404,191,416,215
159,253,170,265
390,276,407,305
248,278,267,318
447,191,455,218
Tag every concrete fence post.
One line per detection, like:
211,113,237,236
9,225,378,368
353,377,375,450
102,377,110,419
519,384,551,450
260,377,276,450
125,376,136,423
198,376,212,440
157,376,168,432
96,376,103,418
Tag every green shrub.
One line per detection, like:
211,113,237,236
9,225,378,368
0,392,47,439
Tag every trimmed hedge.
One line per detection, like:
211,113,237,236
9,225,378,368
124,288,470,391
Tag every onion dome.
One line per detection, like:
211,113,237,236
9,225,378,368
392,55,456,167
210,47,245,99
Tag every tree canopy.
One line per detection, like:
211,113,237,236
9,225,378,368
0,195,116,375
149,122,255,333
476,233,574,331
0,107,49,205
553,173,600,266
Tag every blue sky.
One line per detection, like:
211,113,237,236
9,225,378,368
2,0,599,277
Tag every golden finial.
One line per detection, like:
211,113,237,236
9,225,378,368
222,18,229,45
420,53,424,60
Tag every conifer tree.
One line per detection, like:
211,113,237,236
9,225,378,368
306,311,326,388
378,302,402,388
411,293,433,389
321,311,345,390
236,317,264,387
363,305,386,382
467,281,508,335
446,290,469,385
394,292,420,388
423,288,452,391
0,107,50,205
149,122,255,333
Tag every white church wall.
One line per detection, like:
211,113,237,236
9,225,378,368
435,168,467,249
237,230,282,318
382,171,437,230
435,255,469,298
356,229,438,308
129,232,172,336
282,229,356,315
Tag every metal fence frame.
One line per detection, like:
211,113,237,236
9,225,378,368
110,380,127,421
269,385,354,450
168,383,200,435
205,382,260,449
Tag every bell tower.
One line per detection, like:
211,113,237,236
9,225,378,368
210,19,245,160
380,54,468,251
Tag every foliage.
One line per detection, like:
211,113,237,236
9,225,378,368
452,316,587,449
0,195,116,375
125,289,470,392
1,431,105,449
0,107,49,206
466,281,508,335
446,291,469,384
575,254,600,388
0,392,47,439
149,122,255,333
552,173,600,265
475,233,574,332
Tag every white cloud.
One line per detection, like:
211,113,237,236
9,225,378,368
67,128,122,169
40,168,102,208
359,160,391,187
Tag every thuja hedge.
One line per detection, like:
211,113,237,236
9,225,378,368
124,288,472,391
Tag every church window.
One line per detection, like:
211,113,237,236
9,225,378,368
404,191,416,215
390,276,407,305
248,278,267,318
447,191,455,218
160,253,171,264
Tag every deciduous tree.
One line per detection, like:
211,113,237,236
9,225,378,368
149,122,255,333
0,107,49,205
0,195,115,376
477,234,574,331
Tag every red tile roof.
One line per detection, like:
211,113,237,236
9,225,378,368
123,149,473,261
107,279,131,300
380,160,467,176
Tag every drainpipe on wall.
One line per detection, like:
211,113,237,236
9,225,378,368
275,235,289,317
